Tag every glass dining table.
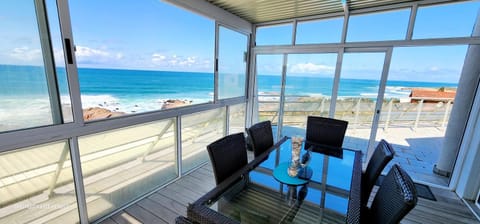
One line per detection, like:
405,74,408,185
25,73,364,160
187,136,362,224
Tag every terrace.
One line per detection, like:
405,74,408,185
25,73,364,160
1,0,480,223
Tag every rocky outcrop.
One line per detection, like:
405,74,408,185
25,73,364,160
83,107,126,121
161,99,192,110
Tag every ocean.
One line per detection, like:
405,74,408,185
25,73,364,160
0,64,457,129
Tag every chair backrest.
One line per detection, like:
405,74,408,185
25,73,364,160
207,133,248,185
362,139,395,205
246,120,274,158
305,116,348,152
365,164,417,224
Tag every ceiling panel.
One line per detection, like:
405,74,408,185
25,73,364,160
206,0,420,24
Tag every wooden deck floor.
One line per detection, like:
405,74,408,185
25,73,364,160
98,163,479,224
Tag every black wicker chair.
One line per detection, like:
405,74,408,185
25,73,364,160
362,164,417,224
246,120,274,158
361,139,395,206
305,116,348,153
207,132,248,185
175,216,195,224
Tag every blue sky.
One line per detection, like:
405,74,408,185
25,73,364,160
0,0,479,82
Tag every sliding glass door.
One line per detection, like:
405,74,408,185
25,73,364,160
254,51,390,152
335,51,388,157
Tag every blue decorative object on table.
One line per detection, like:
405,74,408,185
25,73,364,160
298,147,312,179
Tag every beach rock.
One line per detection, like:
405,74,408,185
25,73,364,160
161,99,192,110
83,107,126,121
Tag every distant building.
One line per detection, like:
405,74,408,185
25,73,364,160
409,88,456,103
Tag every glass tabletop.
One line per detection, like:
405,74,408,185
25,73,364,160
190,137,361,224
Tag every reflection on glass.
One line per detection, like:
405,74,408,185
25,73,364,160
181,108,225,173
413,1,480,39
218,27,248,99
78,119,177,221
0,141,79,223
256,24,293,45
229,104,246,134
69,0,215,121
296,17,343,44
347,9,410,42
256,54,284,128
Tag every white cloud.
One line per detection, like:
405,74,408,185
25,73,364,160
152,53,166,62
76,46,110,57
151,53,205,69
9,47,42,64
74,45,126,66
289,62,335,74
429,66,439,71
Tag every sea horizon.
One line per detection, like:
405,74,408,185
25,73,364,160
1,64,458,115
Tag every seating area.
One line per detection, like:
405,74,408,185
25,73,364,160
101,160,479,224
180,118,416,223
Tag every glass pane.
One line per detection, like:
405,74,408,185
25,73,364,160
229,103,246,134
376,45,467,185
0,1,66,132
413,2,480,39
78,119,177,221
347,9,410,42
0,141,79,223
256,54,284,138
282,53,337,137
296,17,343,44
181,108,226,173
336,52,385,153
256,24,293,45
70,1,215,121
218,26,248,99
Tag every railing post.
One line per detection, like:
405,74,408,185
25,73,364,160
441,100,452,128
320,97,325,115
354,98,361,131
414,99,424,131
384,98,394,131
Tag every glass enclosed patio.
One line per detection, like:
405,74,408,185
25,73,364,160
1,0,480,223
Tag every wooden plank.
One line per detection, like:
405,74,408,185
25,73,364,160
148,192,187,216
165,182,205,201
157,187,196,206
124,204,167,224
137,198,179,224
98,218,118,224
175,177,214,195
111,212,142,224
